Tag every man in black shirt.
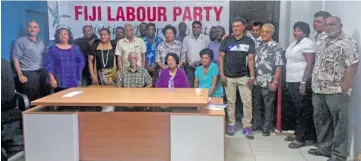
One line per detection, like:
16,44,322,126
219,17,256,139
111,26,125,47
73,25,99,87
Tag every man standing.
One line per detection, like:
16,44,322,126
209,26,218,41
208,26,225,65
309,16,359,161
219,17,256,139
143,23,163,84
183,21,211,87
111,26,125,47
12,21,49,102
250,21,263,49
252,24,284,136
115,23,146,70
137,22,147,38
73,25,99,87
310,11,331,49
176,22,188,42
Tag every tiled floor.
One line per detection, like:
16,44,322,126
225,131,330,161
10,132,340,161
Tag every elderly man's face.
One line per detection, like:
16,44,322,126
325,17,342,38
260,26,273,41
128,53,138,66
124,25,134,38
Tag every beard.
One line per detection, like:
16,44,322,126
326,31,340,38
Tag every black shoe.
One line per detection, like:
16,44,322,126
262,129,270,136
308,148,331,158
251,126,261,131
305,140,316,146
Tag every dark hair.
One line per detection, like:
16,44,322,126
115,26,124,31
216,26,225,33
54,27,73,44
232,17,246,25
293,21,311,37
163,24,177,36
99,28,110,35
192,21,202,27
146,23,156,30
140,22,147,26
199,48,214,60
164,53,180,65
253,21,263,28
314,11,331,19
82,25,93,32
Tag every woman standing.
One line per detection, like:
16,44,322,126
155,53,189,88
88,28,117,85
156,25,186,73
44,27,85,92
284,21,316,148
194,48,223,97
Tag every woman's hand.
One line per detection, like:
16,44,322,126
299,83,306,95
50,78,57,89
92,76,99,85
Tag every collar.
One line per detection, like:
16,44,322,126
96,41,113,50
27,36,41,42
127,66,139,72
190,34,206,39
327,32,346,44
260,40,275,46
124,37,136,43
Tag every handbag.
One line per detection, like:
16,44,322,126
94,49,117,85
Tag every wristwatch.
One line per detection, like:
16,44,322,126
301,81,306,84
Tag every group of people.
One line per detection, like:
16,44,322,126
10,10,359,161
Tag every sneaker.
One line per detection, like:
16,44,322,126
242,128,254,139
226,125,236,136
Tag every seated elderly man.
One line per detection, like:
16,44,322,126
252,23,284,136
117,52,153,88
115,52,152,112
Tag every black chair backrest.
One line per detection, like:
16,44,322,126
1,58,16,111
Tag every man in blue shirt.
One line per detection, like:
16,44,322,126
143,23,163,84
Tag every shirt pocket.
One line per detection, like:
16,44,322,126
318,58,335,81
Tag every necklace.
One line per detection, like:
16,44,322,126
101,49,110,68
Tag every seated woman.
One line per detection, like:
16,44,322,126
194,48,224,97
88,28,117,86
155,53,189,88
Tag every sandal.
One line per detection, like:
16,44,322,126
284,135,296,141
288,140,305,149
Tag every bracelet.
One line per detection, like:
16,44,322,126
301,81,306,84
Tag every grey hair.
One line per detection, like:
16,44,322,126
124,23,133,30
262,23,275,35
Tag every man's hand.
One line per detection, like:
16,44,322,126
146,66,155,72
18,75,28,83
247,78,254,89
269,82,278,92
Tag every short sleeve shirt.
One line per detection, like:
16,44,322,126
255,40,284,88
312,33,360,94
285,38,315,82
195,63,224,97
219,35,256,78
143,36,163,67
183,34,211,64
116,67,152,88
115,37,146,68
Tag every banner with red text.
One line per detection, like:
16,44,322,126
47,1,229,40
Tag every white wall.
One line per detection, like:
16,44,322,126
279,1,361,160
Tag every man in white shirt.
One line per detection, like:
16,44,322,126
310,11,331,49
115,23,146,70
183,21,211,87
250,21,263,49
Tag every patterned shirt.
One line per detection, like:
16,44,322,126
251,36,262,49
116,67,152,88
310,31,327,52
156,40,186,65
44,45,85,88
312,33,360,94
255,40,284,88
143,36,163,67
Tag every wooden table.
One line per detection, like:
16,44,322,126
23,87,225,161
